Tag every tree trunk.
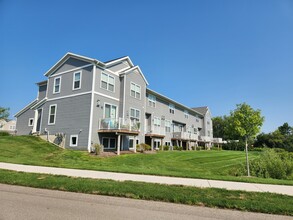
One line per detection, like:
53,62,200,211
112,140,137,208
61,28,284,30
245,137,250,177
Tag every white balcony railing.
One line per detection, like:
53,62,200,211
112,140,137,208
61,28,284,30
173,132,198,140
199,136,212,142
98,118,140,132
146,125,166,136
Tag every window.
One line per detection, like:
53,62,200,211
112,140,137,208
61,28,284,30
165,141,171,146
193,127,198,134
53,77,61,94
208,131,211,137
184,110,189,119
154,116,161,127
148,94,156,107
102,137,116,149
28,118,34,126
130,82,141,99
70,135,78,147
130,108,140,120
169,104,175,114
101,72,115,92
207,121,210,125
165,120,171,133
73,71,82,90
104,104,117,119
48,104,57,125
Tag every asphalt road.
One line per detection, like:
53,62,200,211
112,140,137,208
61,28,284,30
0,184,291,220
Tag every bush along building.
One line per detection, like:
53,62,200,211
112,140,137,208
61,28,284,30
15,53,223,154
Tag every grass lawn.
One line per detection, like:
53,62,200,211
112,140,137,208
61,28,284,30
0,169,292,216
0,136,293,185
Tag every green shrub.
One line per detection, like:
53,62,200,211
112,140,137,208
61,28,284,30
239,149,293,179
0,131,10,136
173,145,183,151
94,144,102,155
136,143,151,152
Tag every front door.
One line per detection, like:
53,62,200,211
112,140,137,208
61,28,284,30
36,109,42,132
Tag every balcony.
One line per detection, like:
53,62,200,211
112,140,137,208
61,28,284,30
199,136,212,142
145,125,165,137
173,132,198,141
98,118,140,134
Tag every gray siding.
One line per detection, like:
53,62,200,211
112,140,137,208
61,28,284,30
52,57,92,76
107,61,130,72
40,94,91,150
16,109,35,135
47,65,93,99
38,84,47,100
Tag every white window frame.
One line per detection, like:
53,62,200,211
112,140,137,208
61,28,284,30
100,72,115,92
130,107,140,121
165,120,171,133
184,110,189,119
48,104,57,125
102,137,116,149
148,94,156,107
53,77,61,94
70,135,78,147
28,118,34,126
154,116,161,127
103,103,118,119
169,104,175,114
130,82,141,99
73,71,82,90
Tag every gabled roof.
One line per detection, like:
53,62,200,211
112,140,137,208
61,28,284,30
121,66,149,85
192,106,209,115
30,98,47,110
147,88,203,117
104,56,134,68
14,99,39,117
44,52,105,77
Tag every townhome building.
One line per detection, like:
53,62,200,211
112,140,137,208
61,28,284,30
15,53,219,154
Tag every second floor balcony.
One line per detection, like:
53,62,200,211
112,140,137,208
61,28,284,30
145,125,166,137
98,118,140,134
173,131,198,141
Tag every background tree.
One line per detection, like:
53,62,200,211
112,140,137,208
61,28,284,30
228,103,264,176
278,122,292,136
0,107,10,120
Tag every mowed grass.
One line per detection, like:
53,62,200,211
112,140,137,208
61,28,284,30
1,136,293,185
0,169,292,216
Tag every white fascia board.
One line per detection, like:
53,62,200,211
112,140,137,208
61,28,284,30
122,66,149,85
44,52,105,77
14,99,39,117
30,98,48,110
146,88,204,117
105,56,134,68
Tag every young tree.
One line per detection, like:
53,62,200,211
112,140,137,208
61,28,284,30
229,103,264,176
0,107,9,120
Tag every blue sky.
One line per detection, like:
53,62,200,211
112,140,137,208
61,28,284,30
0,0,292,133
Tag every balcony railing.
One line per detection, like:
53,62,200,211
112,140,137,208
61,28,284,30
98,118,140,132
199,135,212,142
173,132,198,140
146,125,166,136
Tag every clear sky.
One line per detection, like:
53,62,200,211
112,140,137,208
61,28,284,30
0,0,292,133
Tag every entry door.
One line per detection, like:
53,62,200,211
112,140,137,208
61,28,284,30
104,104,117,119
36,109,42,132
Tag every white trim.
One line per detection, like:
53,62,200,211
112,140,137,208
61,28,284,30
102,68,119,76
117,66,131,73
130,81,141,100
100,72,115,93
129,107,140,121
30,98,47,110
45,79,49,99
93,92,119,102
103,103,118,119
48,104,57,125
70,135,78,147
88,65,96,151
102,137,116,149
53,76,61,94
122,74,126,119
105,56,134,68
123,66,149,85
14,99,38,117
28,118,34,127
72,71,82,90
44,52,104,77
48,64,93,78
47,91,91,102
39,108,44,132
